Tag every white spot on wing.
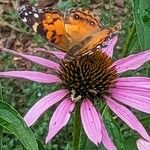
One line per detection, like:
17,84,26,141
34,13,39,18
96,45,101,49
17,5,28,14
22,17,27,22
24,12,28,16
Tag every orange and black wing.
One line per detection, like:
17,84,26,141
18,5,70,51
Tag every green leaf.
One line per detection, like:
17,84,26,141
58,1,75,11
133,0,150,50
65,143,71,150
127,33,140,53
36,139,45,150
124,136,138,150
123,24,140,56
140,116,150,128
0,101,38,150
103,112,125,150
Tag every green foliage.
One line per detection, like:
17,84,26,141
36,139,45,150
0,101,38,150
133,0,150,50
103,111,125,150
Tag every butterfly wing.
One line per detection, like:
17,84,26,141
18,5,70,51
71,22,122,56
64,8,121,57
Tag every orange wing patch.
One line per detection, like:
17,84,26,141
42,12,71,51
65,8,102,42
42,12,65,43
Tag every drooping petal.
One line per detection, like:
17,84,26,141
114,50,150,73
81,99,102,146
99,113,117,150
1,48,60,70
110,88,150,113
0,71,61,83
137,139,150,150
116,77,150,89
34,48,66,59
46,98,75,143
24,89,68,126
106,97,150,142
102,36,118,57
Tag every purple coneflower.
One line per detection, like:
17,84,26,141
137,139,150,150
1,36,150,149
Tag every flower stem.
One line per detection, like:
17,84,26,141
123,23,136,56
0,83,3,150
73,102,81,150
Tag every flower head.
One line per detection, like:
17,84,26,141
1,36,150,149
59,50,117,101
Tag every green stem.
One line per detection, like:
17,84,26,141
0,82,3,150
73,102,81,150
123,23,136,56
101,104,108,118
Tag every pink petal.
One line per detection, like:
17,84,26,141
114,50,150,73
116,77,150,89
81,99,102,146
34,48,66,59
110,88,150,113
99,113,117,150
50,51,66,59
0,71,61,83
106,97,150,142
102,36,118,57
46,98,75,143
24,89,68,126
1,48,60,70
137,139,150,150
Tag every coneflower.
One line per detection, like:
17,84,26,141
1,36,150,149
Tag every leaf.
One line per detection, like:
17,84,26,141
0,101,38,150
36,139,45,150
58,1,75,11
140,116,150,128
133,0,150,50
123,25,140,56
127,33,140,53
124,136,138,150
65,143,71,150
123,24,137,56
103,112,125,150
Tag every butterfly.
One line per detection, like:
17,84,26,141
17,5,121,57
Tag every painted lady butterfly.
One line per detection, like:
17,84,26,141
17,5,121,57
